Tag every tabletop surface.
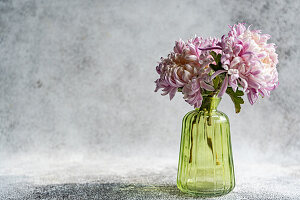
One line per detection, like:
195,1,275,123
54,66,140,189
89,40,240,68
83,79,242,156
1,160,299,200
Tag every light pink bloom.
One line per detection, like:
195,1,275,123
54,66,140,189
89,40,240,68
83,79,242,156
216,23,278,104
182,69,214,108
154,23,278,109
155,37,219,100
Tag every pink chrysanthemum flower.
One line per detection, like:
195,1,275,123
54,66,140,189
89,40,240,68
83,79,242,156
155,36,219,100
182,68,214,108
215,23,279,104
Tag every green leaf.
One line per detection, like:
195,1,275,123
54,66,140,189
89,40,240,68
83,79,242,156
210,52,222,64
216,54,221,63
209,52,223,72
226,87,244,113
212,75,220,89
210,51,217,60
209,63,223,72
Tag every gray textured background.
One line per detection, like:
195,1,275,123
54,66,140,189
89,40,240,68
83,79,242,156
0,0,300,199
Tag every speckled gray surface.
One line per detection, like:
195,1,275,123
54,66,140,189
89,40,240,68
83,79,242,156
0,0,300,199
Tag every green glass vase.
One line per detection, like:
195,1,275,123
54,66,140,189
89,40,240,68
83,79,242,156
177,96,235,197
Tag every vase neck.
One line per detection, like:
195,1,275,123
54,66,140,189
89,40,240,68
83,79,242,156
198,96,221,112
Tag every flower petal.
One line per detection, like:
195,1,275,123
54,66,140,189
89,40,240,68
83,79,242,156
210,70,227,81
200,82,215,91
218,75,228,97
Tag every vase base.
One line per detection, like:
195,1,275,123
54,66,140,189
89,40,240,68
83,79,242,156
177,182,234,197
177,187,233,197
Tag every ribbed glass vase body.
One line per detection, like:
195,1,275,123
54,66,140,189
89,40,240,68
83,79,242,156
177,97,235,197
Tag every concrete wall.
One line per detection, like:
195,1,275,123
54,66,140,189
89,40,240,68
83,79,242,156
0,0,299,173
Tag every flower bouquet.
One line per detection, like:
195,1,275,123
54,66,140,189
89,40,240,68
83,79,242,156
154,23,278,196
